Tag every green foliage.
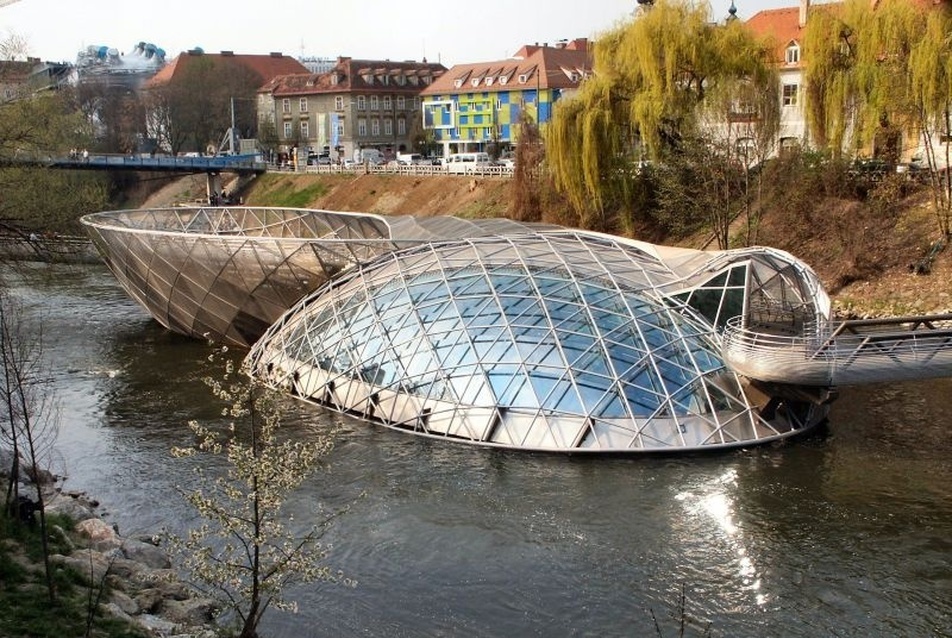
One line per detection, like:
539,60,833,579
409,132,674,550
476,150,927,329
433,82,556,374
170,351,347,638
0,92,109,233
803,0,952,234
545,0,778,229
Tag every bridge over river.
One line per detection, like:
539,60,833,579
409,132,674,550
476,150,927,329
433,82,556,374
0,151,267,201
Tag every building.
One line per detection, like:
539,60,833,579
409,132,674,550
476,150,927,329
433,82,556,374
143,50,309,154
744,2,813,154
745,0,951,161
258,56,447,163
0,58,71,101
419,39,592,157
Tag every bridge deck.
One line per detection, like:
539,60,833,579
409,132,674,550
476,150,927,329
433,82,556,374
1,152,267,174
722,313,952,386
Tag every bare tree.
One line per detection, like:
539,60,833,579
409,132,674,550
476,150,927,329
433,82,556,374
0,290,60,603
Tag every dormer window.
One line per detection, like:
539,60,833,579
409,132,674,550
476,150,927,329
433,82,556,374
485,77,493,86
785,43,800,65
422,76,431,85
330,73,339,85
518,74,527,84
454,79,463,89
499,76,508,85
471,78,480,87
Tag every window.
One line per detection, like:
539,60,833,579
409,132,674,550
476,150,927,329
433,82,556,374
357,95,366,110
283,121,292,138
335,95,343,110
782,84,799,107
397,118,406,136
413,97,420,110
499,76,508,85
518,74,527,84
300,120,310,139
358,118,367,136
337,121,345,137
370,95,379,110
383,95,392,110
384,118,393,135
282,98,291,114
299,97,308,112
371,119,380,135
785,44,800,65
454,79,463,89
396,95,406,110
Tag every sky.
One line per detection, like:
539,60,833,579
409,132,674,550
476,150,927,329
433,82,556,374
0,0,802,68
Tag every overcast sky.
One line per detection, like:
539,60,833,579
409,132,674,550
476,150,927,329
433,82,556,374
1,0,802,67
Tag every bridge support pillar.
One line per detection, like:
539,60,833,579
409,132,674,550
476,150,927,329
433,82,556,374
206,172,223,205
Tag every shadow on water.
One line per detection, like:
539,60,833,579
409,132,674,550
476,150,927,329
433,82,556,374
3,261,951,637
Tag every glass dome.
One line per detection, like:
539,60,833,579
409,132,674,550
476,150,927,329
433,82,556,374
248,231,826,452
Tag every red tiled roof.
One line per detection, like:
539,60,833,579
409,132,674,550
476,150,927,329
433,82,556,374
261,56,447,97
421,41,592,96
143,51,308,89
746,0,951,66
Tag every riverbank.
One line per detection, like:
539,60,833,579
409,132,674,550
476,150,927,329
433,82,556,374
1,479,218,638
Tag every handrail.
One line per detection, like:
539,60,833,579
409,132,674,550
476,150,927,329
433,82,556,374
722,315,952,386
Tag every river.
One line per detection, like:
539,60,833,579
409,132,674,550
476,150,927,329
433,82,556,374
4,261,951,637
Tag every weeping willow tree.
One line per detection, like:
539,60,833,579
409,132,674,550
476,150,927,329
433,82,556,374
804,0,952,235
909,4,952,237
545,0,779,231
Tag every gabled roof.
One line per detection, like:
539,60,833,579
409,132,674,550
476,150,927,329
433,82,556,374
144,50,308,89
746,0,951,67
745,6,815,67
260,56,447,97
420,39,592,96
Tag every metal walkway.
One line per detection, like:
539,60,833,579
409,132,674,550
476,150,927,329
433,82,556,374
722,313,952,386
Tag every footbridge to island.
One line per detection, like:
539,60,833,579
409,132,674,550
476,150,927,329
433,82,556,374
722,312,952,388
0,151,267,202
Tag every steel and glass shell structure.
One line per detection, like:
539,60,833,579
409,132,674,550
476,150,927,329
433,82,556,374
81,207,553,347
246,231,831,452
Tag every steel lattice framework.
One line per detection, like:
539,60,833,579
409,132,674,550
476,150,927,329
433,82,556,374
81,207,554,347
246,231,829,452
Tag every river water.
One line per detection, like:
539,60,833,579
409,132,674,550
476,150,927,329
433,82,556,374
5,261,952,637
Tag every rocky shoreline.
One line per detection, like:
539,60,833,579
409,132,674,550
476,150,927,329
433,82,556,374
13,484,220,638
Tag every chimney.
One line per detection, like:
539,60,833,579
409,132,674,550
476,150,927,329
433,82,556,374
799,0,810,28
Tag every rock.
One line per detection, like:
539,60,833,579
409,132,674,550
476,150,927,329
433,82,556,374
75,518,118,543
135,587,165,614
121,538,171,569
44,493,97,522
136,613,180,637
109,589,140,616
51,548,111,584
160,597,219,626
101,601,134,625
155,578,192,601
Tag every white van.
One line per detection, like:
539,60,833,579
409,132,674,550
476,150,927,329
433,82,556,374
445,152,491,174
357,148,383,164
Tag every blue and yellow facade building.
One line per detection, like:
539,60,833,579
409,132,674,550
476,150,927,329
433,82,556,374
420,39,592,156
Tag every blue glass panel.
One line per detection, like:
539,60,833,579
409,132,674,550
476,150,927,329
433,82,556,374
595,392,629,418
621,380,662,416
573,347,612,377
